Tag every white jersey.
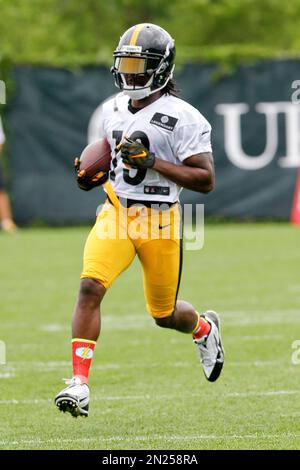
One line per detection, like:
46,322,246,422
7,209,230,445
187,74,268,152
0,116,5,145
101,93,212,203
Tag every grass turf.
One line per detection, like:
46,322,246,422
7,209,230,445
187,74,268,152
0,223,300,450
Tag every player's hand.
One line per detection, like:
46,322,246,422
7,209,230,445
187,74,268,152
119,137,155,169
74,157,108,191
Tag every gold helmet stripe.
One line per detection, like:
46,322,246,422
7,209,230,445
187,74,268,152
129,23,147,46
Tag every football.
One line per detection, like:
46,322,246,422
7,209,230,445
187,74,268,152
78,138,112,179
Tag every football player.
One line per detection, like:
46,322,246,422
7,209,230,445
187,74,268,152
55,23,224,417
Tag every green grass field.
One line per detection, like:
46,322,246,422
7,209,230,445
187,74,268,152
0,223,300,450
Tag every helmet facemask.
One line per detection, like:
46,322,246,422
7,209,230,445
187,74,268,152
112,44,175,100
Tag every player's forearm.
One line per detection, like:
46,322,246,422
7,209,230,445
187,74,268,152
153,157,214,193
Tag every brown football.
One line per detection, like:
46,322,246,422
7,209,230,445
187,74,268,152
79,139,112,179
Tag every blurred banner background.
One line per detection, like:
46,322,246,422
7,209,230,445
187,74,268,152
1,0,300,224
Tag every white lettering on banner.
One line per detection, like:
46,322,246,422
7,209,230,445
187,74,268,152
216,102,300,170
277,102,300,167
216,103,277,170
291,80,300,104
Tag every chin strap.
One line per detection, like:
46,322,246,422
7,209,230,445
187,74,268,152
123,88,151,100
122,73,172,101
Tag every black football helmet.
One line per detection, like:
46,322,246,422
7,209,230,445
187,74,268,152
111,23,175,100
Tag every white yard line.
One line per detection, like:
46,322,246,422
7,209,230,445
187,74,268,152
0,390,299,406
288,285,300,292
0,395,150,405
0,398,51,405
1,432,300,447
221,310,300,317
280,411,300,417
5,358,292,368
1,358,294,377
4,361,120,370
228,360,292,367
225,390,300,397
238,334,283,341
2,310,300,331
0,373,15,379
40,325,69,332
100,432,300,442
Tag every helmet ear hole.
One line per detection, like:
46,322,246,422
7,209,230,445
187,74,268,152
157,62,167,73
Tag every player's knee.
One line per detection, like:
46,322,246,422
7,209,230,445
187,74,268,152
79,278,105,304
154,314,176,329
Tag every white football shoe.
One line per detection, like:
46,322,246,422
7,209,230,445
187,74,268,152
55,377,89,417
193,310,224,382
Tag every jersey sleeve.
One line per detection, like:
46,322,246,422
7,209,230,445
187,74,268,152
0,116,5,145
174,119,212,163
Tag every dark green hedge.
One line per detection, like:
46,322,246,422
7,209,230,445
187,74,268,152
1,0,300,68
